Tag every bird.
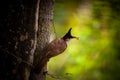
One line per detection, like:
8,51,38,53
32,28,78,74
45,28,78,58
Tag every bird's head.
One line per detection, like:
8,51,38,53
62,28,79,42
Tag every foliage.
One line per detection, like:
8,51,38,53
47,0,120,80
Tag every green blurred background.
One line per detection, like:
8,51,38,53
47,0,120,80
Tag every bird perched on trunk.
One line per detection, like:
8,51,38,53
33,28,78,74
45,28,78,58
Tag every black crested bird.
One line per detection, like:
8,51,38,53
45,28,78,58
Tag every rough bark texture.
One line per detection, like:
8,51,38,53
0,0,54,80
30,0,54,80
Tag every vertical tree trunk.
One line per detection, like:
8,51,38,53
30,0,54,80
0,0,54,80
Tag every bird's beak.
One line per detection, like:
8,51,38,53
75,37,79,40
72,36,79,40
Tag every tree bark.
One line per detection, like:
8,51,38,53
30,0,54,80
0,0,54,80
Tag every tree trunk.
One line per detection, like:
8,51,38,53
30,0,54,80
0,0,54,80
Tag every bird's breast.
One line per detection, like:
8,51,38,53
46,38,67,58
